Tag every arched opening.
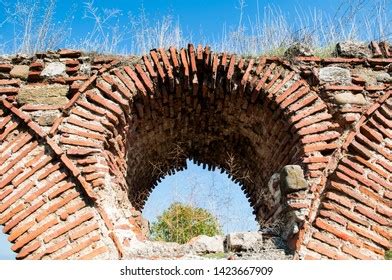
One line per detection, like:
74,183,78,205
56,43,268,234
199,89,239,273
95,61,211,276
124,58,303,232
142,159,259,234
115,50,314,259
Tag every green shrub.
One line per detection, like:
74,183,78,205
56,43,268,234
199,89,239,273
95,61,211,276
385,250,392,260
150,202,222,244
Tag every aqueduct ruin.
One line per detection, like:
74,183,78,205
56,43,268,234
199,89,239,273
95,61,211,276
0,42,391,260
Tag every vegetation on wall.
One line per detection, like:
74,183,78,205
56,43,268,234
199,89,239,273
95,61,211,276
0,0,391,55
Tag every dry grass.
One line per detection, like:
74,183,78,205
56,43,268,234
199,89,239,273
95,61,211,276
0,0,391,56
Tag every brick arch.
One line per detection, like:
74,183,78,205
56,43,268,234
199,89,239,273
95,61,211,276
121,46,333,213
0,43,391,259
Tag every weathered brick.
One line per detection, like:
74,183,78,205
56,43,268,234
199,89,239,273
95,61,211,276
44,239,68,255
324,85,363,91
314,218,362,247
96,81,129,106
109,231,124,258
312,231,342,248
12,134,33,153
48,182,75,200
0,167,23,189
8,220,35,242
0,121,19,141
55,234,100,260
303,142,338,153
11,217,58,251
97,207,114,231
342,245,372,260
330,180,376,208
67,116,105,133
353,156,388,179
372,224,392,240
0,181,35,213
0,203,25,224
347,222,391,248
36,191,79,222
60,136,101,148
324,192,353,209
307,240,349,260
44,212,94,243
25,172,67,203
16,240,41,259
355,204,390,226
301,131,340,144
69,222,99,241
12,156,52,187
3,199,45,233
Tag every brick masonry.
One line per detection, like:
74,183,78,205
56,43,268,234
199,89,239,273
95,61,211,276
0,42,391,259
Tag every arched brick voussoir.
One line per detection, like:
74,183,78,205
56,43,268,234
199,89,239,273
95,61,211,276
118,45,342,252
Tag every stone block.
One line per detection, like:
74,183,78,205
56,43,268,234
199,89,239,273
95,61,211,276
280,165,308,194
41,62,66,77
284,43,314,57
336,41,372,58
319,66,351,85
17,84,69,105
334,91,367,105
225,232,263,252
187,235,224,254
10,65,29,80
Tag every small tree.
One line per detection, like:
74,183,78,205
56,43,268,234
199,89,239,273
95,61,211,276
150,202,222,244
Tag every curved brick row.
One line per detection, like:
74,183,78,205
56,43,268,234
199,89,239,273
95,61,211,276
299,93,391,260
0,103,113,259
0,43,391,259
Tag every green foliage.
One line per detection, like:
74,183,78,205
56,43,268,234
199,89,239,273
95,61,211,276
150,202,222,244
385,250,392,260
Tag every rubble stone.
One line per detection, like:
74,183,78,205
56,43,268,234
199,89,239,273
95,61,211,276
41,62,66,77
319,66,351,85
10,65,29,80
336,41,372,58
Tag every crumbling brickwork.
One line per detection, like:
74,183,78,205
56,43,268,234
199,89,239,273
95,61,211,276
0,42,391,260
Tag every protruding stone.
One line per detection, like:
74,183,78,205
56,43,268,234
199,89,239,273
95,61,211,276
17,84,69,105
187,235,224,254
225,232,263,252
80,63,91,75
375,72,392,83
35,111,61,126
41,62,66,77
319,67,351,85
334,91,367,105
280,165,308,194
285,43,314,57
10,65,29,80
336,41,372,58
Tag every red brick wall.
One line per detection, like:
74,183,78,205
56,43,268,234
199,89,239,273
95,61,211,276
0,42,391,259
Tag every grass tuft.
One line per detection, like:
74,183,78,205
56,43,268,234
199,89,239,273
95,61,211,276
0,0,391,56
